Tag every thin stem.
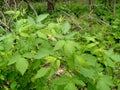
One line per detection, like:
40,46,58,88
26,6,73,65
0,20,10,30
113,0,116,16
3,0,11,10
0,11,6,24
25,1,38,17
13,0,17,11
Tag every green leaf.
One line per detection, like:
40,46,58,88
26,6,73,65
36,31,47,40
45,56,56,63
62,22,71,34
19,32,30,37
88,82,97,90
8,54,21,65
110,54,120,62
0,75,4,80
105,58,115,68
3,86,9,90
81,54,97,66
4,10,15,14
34,48,51,59
10,81,17,90
15,19,27,31
28,16,35,25
72,77,85,87
102,76,114,86
4,36,14,52
56,60,61,69
107,48,120,62
54,40,65,51
15,58,29,75
80,67,95,79
13,11,20,20
34,67,50,79
118,84,120,90
64,41,75,56
36,23,45,29
97,79,110,90
65,31,78,40
36,14,49,22
19,24,31,32
5,11,20,19
47,23,57,29
0,36,6,41
47,69,55,79
0,27,5,34
64,82,77,90
96,76,114,90
107,48,114,56
86,42,98,49
53,76,71,85
85,36,96,42
23,52,35,59
74,55,88,67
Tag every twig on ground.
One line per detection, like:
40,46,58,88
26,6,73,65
13,0,17,11
88,15,112,27
0,11,6,24
71,17,83,30
25,0,38,17
0,20,10,31
88,8,112,27
18,0,24,8
3,0,11,10
61,11,83,30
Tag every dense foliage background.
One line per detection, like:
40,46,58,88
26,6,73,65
0,0,120,90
